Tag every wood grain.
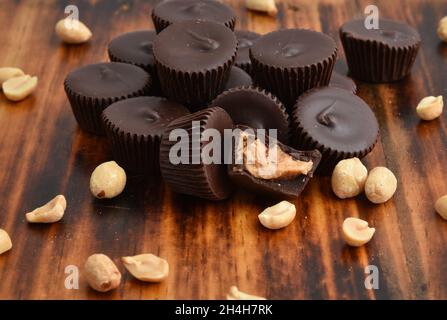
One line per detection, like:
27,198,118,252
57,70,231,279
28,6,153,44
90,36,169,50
0,0,446,300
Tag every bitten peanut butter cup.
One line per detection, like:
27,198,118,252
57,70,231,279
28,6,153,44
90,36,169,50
209,86,289,143
159,107,234,201
151,0,236,33
291,87,379,175
228,126,321,198
102,97,189,174
107,30,161,95
340,19,421,82
64,62,151,135
235,30,260,75
153,20,237,110
250,29,337,109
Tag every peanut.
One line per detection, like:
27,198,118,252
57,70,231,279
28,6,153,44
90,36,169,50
437,16,447,42
435,195,447,220
55,18,92,44
245,0,277,16
416,96,443,121
258,201,296,230
364,167,397,204
331,158,368,199
84,254,121,292
226,286,266,300
122,254,169,282
342,217,375,247
90,161,126,199
2,75,38,102
26,195,66,223
0,67,25,87
0,229,12,255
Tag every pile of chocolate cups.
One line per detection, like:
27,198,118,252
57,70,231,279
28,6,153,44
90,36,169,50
63,0,421,200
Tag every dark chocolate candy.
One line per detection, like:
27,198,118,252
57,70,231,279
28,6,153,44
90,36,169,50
64,62,152,135
152,0,236,33
153,20,237,109
228,126,321,198
291,87,379,174
250,29,337,109
209,86,289,143
235,30,260,75
159,107,234,201
107,30,161,95
329,71,357,94
102,97,190,173
224,67,253,90
340,19,420,82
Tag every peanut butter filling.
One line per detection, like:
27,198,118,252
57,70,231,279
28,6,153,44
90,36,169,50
236,133,313,180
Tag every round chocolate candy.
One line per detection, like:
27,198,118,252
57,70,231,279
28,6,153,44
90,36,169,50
329,71,357,94
153,20,237,109
340,19,421,82
291,87,379,174
210,86,289,143
224,67,253,91
102,97,190,174
152,0,236,33
250,29,337,109
159,107,234,201
64,62,152,135
235,30,260,75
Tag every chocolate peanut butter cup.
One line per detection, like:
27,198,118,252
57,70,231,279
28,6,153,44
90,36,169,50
107,30,161,95
64,62,151,135
152,0,236,33
329,71,357,94
102,97,189,174
228,126,321,198
291,87,379,175
340,19,421,82
250,29,337,109
224,67,253,91
159,107,234,201
209,86,289,143
235,30,260,75
153,20,237,110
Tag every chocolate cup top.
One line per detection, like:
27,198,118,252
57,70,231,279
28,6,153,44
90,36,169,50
102,96,189,137
224,67,253,90
250,29,337,68
235,30,260,67
65,62,150,99
152,0,235,28
107,30,156,68
340,19,421,48
292,87,379,154
210,86,289,143
329,71,357,93
153,20,237,72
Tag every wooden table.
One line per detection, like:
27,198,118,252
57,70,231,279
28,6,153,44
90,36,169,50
0,0,446,300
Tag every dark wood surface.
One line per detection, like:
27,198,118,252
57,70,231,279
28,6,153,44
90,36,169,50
0,0,446,300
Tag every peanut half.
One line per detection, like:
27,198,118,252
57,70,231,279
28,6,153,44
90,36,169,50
332,158,368,199
227,286,266,300
122,254,169,282
342,217,375,247
90,161,127,199
0,229,12,255
0,67,25,87
364,167,397,204
55,18,92,44
2,75,38,102
84,254,121,292
438,16,447,42
416,96,443,121
26,195,67,223
435,195,447,220
245,0,277,16
258,201,296,230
